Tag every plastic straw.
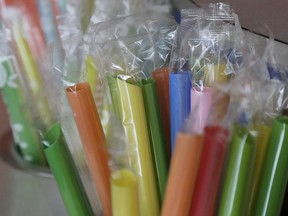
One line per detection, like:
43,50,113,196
190,87,213,134
0,56,47,165
161,132,204,216
108,76,160,216
247,124,271,215
190,125,229,216
66,82,111,216
111,169,139,216
169,72,191,153
218,126,255,216
12,18,51,127
139,78,169,204
152,67,171,157
43,123,94,216
254,116,288,215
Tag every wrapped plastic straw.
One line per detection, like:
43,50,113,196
217,55,276,216
108,115,139,216
218,126,255,216
139,78,169,203
93,19,176,209
229,47,288,215
189,125,229,216
190,87,213,134
152,67,171,156
169,3,243,153
3,7,52,128
253,116,288,215
48,35,103,214
161,113,204,216
66,82,111,216
0,54,46,165
108,76,159,215
43,123,93,216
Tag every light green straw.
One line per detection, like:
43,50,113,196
0,56,46,165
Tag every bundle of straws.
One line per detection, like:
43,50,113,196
1,1,288,216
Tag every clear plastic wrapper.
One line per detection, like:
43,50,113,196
89,0,145,25
213,49,288,215
1,7,53,132
65,0,94,32
93,17,179,200
86,13,177,71
87,15,177,159
188,89,231,216
0,29,47,165
4,1,47,55
169,3,244,153
88,14,177,158
231,42,288,215
95,28,171,213
48,34,104,214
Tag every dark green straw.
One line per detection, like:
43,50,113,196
139,78,169,205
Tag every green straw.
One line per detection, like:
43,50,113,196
0,56,46,165
43,123,94,216
253,116,288,215
139,78,169,205
218,126,255,216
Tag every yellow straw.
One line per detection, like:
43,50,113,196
111,169,139,216
12,17,51,127
204,63,227,86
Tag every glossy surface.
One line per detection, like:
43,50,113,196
247,124,271,215
169,72,191,152
190,125,229,216
162,133,204,216
43,124,93,216
140,78,169,204
218,127,255,216
66,82,111,216
254,116,288,215
108,76,160,216
152,67,171,158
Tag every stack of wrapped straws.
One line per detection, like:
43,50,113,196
1,1,288,215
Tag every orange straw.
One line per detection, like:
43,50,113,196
152,67,171,157
161,132,204,216
66,82,111,216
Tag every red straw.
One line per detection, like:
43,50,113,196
189,125,229,216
